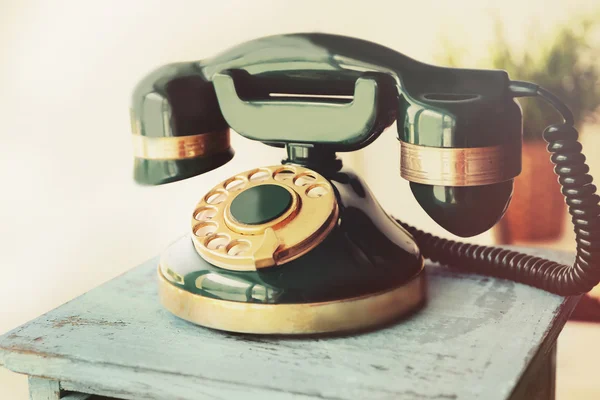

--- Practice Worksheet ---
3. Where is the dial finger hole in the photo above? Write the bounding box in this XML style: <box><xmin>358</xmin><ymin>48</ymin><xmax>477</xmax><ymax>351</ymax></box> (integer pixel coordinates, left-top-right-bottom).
<box><xmin>194</xmin><ymin>222</ymin><xmax>218</xmax><ymax>237</ymax></box>
<box><xmin>274</xmin><ymin>168</ymin><xmax>296</xmax><ymax>182</ymax></box>
<box><xmin>194</xmin><ymin>206</ymin><xmax>218</xmax><ymax>221</ymax></box>
<box><xmin>249</xmin><ymin>169</ymin><xmax>271</xmax><ymax>182</ymax></box>
<box><xmin>224</xmin><ymin>177</ymin><xmax>247</xmax><ymax>192</ymax></box>
<box><xmin>294</xmin><ymin>173</ymin><xmax>317</xmax><ymax>187</ymax></box>
<box><xmin>205</xmin><ymin>234</ymin><xmax>230</xmax><ymax>251</ymax></box>
<box><xmin>226</xmin><ymin>240</ymin><xmax>252</xmax><ymax>257</ymax></box>
<box><xmin>205</xmin><ymin>189</ymin><xmax>227</xmax><ymax>205</ymax></box>
<box><xmin>306</xmin><ymin>184</ymin><xmax>329</xmax><ymax>198</ymax></box>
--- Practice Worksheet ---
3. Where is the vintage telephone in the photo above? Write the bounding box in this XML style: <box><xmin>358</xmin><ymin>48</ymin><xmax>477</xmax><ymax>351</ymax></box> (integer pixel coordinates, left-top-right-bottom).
<box><xmin>130</xmin><ymin>33</ymin><xmax>600</xmax><ymax>334</ymax></box>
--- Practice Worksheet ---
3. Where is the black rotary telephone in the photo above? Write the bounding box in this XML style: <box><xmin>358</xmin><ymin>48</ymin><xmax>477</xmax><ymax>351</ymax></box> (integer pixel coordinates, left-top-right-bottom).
<box><xmin>130</xmin><ymin>33</ymin><xmax>600</xmax><ymax>335</ymax></box>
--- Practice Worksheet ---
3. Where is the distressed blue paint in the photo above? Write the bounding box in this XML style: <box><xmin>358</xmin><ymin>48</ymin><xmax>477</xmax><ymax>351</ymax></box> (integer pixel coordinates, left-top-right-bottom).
<box><xmin>28</xmin><ymin>377</ymin><xmax>60</xmax><ymax>400</ymax></box>
<box><xmin>0</xmin><ymin>247</ymin><xmax>578</xmax><ymax>400</ymax></box>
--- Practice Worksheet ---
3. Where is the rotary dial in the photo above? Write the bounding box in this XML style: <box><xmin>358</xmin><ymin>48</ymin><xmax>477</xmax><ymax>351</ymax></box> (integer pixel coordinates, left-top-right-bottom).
<box><xmin>191</xmin><ymin>165</ymin><xmax>339</xmax><ymax>271</ymax></box>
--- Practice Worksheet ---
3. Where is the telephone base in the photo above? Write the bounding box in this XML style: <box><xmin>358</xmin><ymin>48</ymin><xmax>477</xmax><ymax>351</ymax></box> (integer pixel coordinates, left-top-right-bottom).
<box><xmin>158</xmin><ymin>236</ymin><xmax>426</xmax><ymax>335</ymax></box>
<box><xmin>157</xmin><ymin>168</ymin><xmax>427</xmax><ymax>335</ymax></box>
<box><xmin>158</xmin><ymin>263</ymin><xmax>425</xmax><ymax>335</ymax></box>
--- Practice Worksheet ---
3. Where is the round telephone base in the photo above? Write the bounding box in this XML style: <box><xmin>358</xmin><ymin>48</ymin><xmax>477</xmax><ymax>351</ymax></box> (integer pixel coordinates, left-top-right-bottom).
<box><xmin>158</xmin><ymin>236</ymin><xmax>426</xmax><ymax>335</ymax></box>
<box><xmin>160</xmin><ymin>168</ymin><xmax>427</xmax><ymax>335</ymax></box>
<box><xmin>159</xmin><ymin>268</ymin><xmax>425</xmax><ymax>335</ymax></box>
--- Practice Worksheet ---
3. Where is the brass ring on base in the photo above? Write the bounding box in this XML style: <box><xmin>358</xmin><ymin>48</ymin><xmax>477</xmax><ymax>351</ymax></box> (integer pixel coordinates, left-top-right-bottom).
<box><xmin>157</xmin><ymin>262</ymin><xmax>426</xmax><ymax>335</ymax></box>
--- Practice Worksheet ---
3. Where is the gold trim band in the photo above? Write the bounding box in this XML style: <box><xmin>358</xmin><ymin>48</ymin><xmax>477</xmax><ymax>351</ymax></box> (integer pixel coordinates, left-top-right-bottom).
<box><xmin>132</xmin><ymin>130</ymin><xmax>230</xmax><ymax>160</ymax></box>
<box><xmin>158</xmin><ymin>263</ymin><xmax>426</xmax><ymax>335</ymax></box>
<box><xmin>400</xmin><ymin>141</ymin><xmax>521</xmax><ymax>186</ymax></box>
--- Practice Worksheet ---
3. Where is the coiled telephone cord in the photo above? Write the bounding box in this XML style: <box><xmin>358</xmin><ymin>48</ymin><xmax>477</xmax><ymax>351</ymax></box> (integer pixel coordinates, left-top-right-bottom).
<box><xmin>397</xmin><ymin>83</ymin><xmax>600</xmax><ymax>296</ymax></box>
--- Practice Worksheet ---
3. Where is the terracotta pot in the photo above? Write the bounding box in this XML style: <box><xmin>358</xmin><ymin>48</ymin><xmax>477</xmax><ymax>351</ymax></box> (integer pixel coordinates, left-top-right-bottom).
<box><xmin>495</xmin><ymin>140</ymin><xmax>567</xmax><ymax>243</ymax></box>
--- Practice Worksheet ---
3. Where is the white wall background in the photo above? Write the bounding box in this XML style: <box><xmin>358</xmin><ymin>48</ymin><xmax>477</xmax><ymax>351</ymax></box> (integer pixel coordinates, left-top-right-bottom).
<box><xmin>1</xmin><ymin>0</ymin><xmax>599</xmax><ymax>398</ymax></box>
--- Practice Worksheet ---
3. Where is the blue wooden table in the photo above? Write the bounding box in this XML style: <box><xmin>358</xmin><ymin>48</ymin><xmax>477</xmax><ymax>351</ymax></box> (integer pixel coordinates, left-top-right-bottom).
<box><xmin>0</xmin><ymin>247</ymin><xmax>579</xmax><ymax>400</ymax></box>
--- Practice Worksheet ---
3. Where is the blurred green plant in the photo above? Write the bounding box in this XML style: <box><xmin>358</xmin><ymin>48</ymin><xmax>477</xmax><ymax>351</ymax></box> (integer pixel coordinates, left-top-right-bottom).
<box><xmin>439</xmin><ymin>16</ymin><xmax>600</xmax><ymax>141</ymax></box>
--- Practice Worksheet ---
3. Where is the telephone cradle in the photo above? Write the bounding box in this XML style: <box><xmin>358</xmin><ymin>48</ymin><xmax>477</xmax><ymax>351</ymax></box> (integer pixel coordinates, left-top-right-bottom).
<box><xmin>130</xmin><ymin>33</ymin><xmax>600</xmax><ymax>335</ymax></box>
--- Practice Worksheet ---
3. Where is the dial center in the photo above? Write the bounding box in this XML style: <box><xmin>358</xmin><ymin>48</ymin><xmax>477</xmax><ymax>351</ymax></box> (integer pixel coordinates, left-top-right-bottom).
<box><xmin>230</xmin><ymin>184</ymin><xmax>293</xmax><ymax>225</ymax></box>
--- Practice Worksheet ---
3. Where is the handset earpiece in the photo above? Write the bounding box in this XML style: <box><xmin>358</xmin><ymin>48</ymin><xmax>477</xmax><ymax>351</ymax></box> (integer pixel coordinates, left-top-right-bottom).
<box><xmin>397</xmin><ymin>67</ymin><xmax>523</xmax><ymax>237</ymax></box>
<box><xmin>130</xmin><ymin>63</ymin><xmax>234</xmax><ymax>185</ymax></box>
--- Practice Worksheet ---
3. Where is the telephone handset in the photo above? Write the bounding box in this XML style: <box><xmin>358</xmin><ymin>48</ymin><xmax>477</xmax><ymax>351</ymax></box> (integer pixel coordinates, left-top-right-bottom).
<box><xmin>131</xmin><ymin>33</ymin><xmax>599</xmax><ymax>334</ymax></box>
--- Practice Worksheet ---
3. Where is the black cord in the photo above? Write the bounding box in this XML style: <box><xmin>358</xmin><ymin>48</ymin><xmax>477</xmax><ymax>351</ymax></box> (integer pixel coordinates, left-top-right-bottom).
<box><xmin>396</xmin><ymin>82</ymin><xmax>600</xmax><ymax>296</ymax></box>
